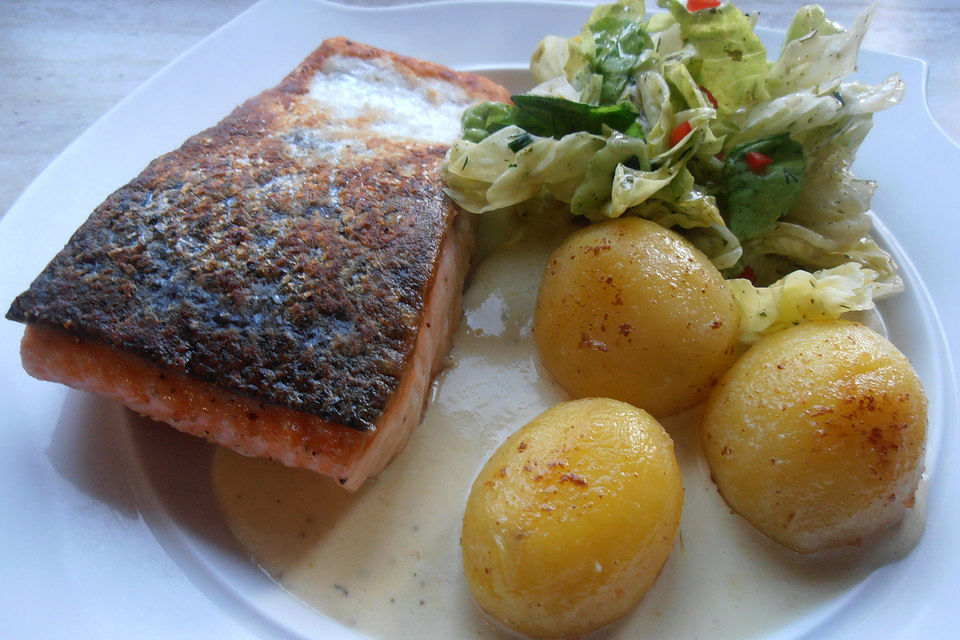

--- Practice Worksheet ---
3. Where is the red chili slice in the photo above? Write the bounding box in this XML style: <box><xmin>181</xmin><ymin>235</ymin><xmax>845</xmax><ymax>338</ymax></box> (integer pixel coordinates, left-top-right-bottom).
<box><xmin>670</xmin><ymin>121</ymin><xmax>692</xmax><ymax>147</ymax></box>
<box><xmin>745</xmin><ymin>151</ymin><xmax>774</xmax><ymax>174</ymax></box>
<box><xmin>699</xmin><ymin>85</ymin><xmax>719</xmax><ymax>110</ymax></box>
<box><xmin>740</xmin><ymin>265</ymin><xmax>757</xmax><ymax>283</ymax></box>
<box><xmin>687</xmin><ymin>0</ymin><xmax>721</xmax><ymax>10</ymax></box>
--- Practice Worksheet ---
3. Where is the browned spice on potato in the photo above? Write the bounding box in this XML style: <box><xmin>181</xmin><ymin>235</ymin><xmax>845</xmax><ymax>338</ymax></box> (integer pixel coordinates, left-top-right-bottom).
<box><xmin>701</xmin><ymin>320</ymin><xmax>927</xmax><ymax>553</ymax></box>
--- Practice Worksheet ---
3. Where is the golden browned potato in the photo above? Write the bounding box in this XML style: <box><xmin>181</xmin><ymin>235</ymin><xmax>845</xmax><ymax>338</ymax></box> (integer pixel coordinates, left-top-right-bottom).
<box><xmin>701</xmin><ymin>320</ymin><xmax>927</xmax><ymax>553</ymax></box>
<box><xmin>461</xmin><ymin>398</ymin><xmax>683</xmax><ymax>639</ymax></box>
<box><xmin>534</xmin><ymin>217</ymin><xmax>739</xmax><ymax>417</ymax></box>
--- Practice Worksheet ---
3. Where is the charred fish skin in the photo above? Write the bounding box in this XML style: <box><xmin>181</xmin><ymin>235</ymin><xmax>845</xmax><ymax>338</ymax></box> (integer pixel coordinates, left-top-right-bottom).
<box><xmin>6</xmin><ymin>37</ymin><xmax>508</xmax><ymax>432</ymax></box>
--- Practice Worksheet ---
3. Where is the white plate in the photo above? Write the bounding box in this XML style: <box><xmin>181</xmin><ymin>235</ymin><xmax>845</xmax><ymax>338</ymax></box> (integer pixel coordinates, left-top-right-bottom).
<box><xmin>1</xmin><ymin>1</ymin><xmax>959</xmax><ymax>638</ymax></box>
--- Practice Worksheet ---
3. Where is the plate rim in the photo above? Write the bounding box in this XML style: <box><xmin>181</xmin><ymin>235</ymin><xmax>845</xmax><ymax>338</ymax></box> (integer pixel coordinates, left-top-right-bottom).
<box><xmin>1</xmin><ymin>1</ymin><xmax>958</xmax><ymax>639</ymax></box>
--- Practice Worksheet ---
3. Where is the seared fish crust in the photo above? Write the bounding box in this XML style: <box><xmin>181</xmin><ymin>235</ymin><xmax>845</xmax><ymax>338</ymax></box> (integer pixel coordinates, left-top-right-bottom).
<box><xmin>9</xmin><ymin>39</ymin><xmax>510</xmax><ymax>489</ymax></box>
<box><xmin>8</xmin><ymin>38</ymin><xmax>506</xmax><ymax>434</ymax></box>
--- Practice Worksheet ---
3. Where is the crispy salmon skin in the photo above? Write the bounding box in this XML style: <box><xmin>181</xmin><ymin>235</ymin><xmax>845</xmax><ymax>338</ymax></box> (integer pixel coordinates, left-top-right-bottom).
<box><xmin>7</xmin><ymin>38</ymin><xmax>509</xmax><ymax>489</ymax></box>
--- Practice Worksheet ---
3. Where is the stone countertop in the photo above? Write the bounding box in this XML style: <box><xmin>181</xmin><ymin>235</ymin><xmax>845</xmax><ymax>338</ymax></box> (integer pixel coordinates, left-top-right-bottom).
<box><xmin>2</xmin><ymin>0</ymin><xmax>958</xmax><ymax>217</ymax></box>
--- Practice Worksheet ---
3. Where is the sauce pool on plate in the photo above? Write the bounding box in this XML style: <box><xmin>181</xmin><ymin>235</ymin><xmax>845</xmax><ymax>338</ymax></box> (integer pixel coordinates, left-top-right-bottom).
<box><xmin>212</xmin><ymin>214</ymin><xmax>926</xmax><ymax>639</ymax></box>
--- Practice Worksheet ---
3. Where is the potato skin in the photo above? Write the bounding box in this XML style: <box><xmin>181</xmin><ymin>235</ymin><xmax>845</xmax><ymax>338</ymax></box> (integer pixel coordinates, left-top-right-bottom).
<box><xmin>461</xmin><ymin>398</ymin><xmax>683</xmax><ymax>639</ymax></box>
<box><xmin>701</xmin><ymin>320</ymin><xmax>927</xmax><ymax>553</ymax></box>
<box><xmin>534</xmin><ymin>217</ymin><xmax>739</xmax><ymax>417</ymax></box>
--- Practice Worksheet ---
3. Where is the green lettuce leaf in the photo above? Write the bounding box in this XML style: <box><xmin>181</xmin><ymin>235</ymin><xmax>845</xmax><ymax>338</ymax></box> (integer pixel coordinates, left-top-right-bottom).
<box><xmin>570</xmin><ymin>132</ymin><xmax>652</xmax><ymax>219</ymax></box>
<box><xmin>443</xmin><ymin>0</ymin><xmax>906</xmax><ymax>343</ymax></box>
<box><xmin>658</xmin><ymin>0</ymin><xmax>769</xmax><ymax>113</ymax></box>
<box><xmin>444</xmin><ymin>126</ymin><xmax>606</xmax><ymax>212</ymax></box>
<box><xmin>461</xmin><ymin>102</ymin><xmax>516</xmax><ymax>143</ymax></box>
<box><xmin>729</xmin><ymin>262</ymin><xmax>899</xmax><ymax>343</ymax></box>
<box><xmin>768</xmin><ymin>4</ymin><xmax>873</xmax><ymax>98</ymax></box>
<box><xmin>579</xmin><ymin>0</ymin><xmax>655</xmax><ymax>104</ymax></box>
<box><xmin>783</xmin><ymin>4</ymin><xmax>843</xmax><ymax>46</ymax></box>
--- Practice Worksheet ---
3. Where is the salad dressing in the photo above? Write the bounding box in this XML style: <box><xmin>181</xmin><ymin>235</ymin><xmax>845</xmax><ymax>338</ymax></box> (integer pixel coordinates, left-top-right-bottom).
<box><xmin>212</xmin><ymin>215</ymin><xmax>926</xmax><ymax>640</ymax></box>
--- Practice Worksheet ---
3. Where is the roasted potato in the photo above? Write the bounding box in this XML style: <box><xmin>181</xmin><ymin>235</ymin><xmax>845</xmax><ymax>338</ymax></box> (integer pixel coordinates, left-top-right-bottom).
<box><xmin>461</xmin><ymin>398</ymin><xmax>683</xmax><ymax>639</ymax></box>
<box><xmin>701</xmin><ymin>320</ymin><xmax>927</xmax><ymax>553</ymax></box>
<box><xmin>534</xmin><ymin>217</ymin><xmax>739</xmax><ymax>417</ymax></box>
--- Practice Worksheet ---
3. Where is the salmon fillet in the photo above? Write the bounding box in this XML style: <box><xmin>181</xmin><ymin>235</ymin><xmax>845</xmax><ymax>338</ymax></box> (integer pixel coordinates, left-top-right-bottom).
<box><xmin>6</xmin><ymin>38</ymin><xmax>508</xmax><ymax>490</ymax></box>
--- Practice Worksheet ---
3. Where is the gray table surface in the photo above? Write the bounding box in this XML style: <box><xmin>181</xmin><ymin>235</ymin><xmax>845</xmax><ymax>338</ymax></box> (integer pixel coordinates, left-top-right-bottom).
<box><xmin>2</xmin><ymin>0</ymin><xmax>958</xmax><ymax>218</ymax></box>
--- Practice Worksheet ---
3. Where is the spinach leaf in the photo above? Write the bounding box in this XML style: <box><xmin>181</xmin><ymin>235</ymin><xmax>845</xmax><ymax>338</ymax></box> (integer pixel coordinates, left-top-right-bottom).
<box><xmin>511</xmin><ymin>95</ymin><xmax>640</xmax><ymax>138</ymax></box>
<box><xmin>721</xmin><ymin>134</ymin><xmax>806</xmax><ymax>241</ymax></box>
<box><xmin>460</xmin><ymin>96</ymin><xmax>642</xmax><ymax>143</ymax></box>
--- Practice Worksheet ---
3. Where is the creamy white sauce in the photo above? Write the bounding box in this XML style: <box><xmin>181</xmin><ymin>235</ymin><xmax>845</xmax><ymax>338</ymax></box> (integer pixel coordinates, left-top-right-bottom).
<box><xmin>212</xmin><ymin>214</ymin><xmax>926</xmax><ymax>640</ymax></box>
<box><xmin>309</xmin><ymin>55</ymin><xmax>476</xmax><ymax>144</ymax></box>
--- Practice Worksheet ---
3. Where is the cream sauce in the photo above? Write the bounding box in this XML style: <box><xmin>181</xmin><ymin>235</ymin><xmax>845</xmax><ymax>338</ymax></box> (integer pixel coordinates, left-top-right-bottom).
<box><xmin>212</xmin><ymin>214</ymin><xmax>926</xmax><ymax>640</ymax></box>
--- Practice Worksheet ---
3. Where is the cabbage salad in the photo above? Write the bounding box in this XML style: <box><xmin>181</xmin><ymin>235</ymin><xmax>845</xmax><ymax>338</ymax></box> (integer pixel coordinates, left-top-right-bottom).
<box><xmin>443</xmin><ymin>0</ymin><xmax>904</xmax><ymax>342</ymax></box>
